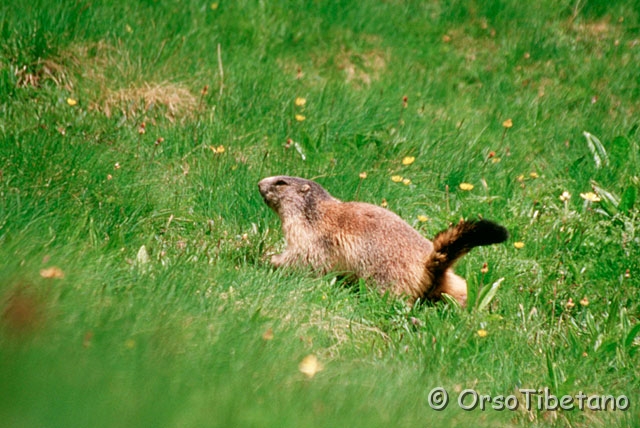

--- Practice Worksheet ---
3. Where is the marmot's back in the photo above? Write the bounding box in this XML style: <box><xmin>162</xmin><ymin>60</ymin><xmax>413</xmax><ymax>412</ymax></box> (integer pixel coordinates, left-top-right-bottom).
<box><xmin>319</xmin><ymin>201</ymin><xmax>434</xmax><ymax>297</ymax></box>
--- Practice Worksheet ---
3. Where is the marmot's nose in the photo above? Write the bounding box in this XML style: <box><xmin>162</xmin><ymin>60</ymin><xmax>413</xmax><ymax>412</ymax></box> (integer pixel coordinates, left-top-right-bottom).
<box><xmin>258</xmin><ymin>179</ymin><xmax>269</xmax><ymax>196</ymax></box>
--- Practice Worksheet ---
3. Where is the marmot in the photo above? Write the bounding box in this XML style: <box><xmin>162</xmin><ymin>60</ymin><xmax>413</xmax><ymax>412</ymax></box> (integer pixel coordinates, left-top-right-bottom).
<box><xmin>258</xmin><ymin>175</ymin><xmax>508</xmax><ymax>305</ymax></box>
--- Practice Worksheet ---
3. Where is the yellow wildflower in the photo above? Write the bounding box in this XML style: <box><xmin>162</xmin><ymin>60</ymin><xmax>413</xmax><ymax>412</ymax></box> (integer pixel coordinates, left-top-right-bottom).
<box><xmin>299</xmin><ymin>354</ymin><xmax>323</xmax><ymax>378</ymax></box>
<box><xmin>391</xmin><ymin>175</ymin><xmax>403</xmax><ymax>183</ymax></box>
<box><xmin>580</xmin><ymin>192</ymin><xmax>600</xmax><ymax>202</ymax></box>
<box><xmin>477</xmin><ymin>329</ymin><xmax>488</xmax><ymax>338</ymax></box>
<box><xmin>402</xmin><ymin>156</ymin><xmax>415</xmax><ymax>166</ymax></box>
<box><xmin>514</xmin><ymin>241</ymin><xmax>525</xmax><ymax>249</ymax></box>
<box><xmin>559</xmin><ymin>191</ymin><xmax>571</xmax><ymax>202</ymax></box>
<box><xmin>502</xmin><ymin>118</ymin><xmax>513</xmax><ymax>128</ymax></box>
<box><xmin>294</xmin><ymin>97</ymin><xmax>306</xmax><ymax>107</ymax></box>
<box><xmin>529</xmin><ymin>172</ymin><xmax>539</xmax><ymax>179</ymax></box>
<box><xmin>579</xmin><ymin>297</ymin><xmax>589</xmax><ymax>307</ymax></box>
<box><xmin>402</xmin><ymin>178</ymin><xmax>411</xmax><ymax>185</ymax></box>
<box><xmin>295</xmin><ymin>114</ymin><xmax>306</xmax><ymax>122</ymax></box>
<box><xmin>66</xmin><ymin>98</ymin><xmax>77</xmax><ymax>106</ymax></box>
<box><xmin>40</xmin><ymin>266</ymin><xmax>65</xmax><ymax>279</ymax></box>
<box><xmin>359</xmin><ymin>172</ymin><xmax>367</xmax><ymax>179</ymax></box>
<box><xmin>417</xmin><ymin>215</ymin><xmax>429</xmax><ymax>222</ymax></box>
<box><xmin>459</xmin><ymin>182</ymin><xmax>474</xmax><ymax>191</ymax></box>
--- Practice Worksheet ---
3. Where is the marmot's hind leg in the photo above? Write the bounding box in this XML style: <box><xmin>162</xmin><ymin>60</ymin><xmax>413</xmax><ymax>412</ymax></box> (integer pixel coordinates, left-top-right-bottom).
<box><xmin>427</xmin><ymin>270</ymin><xmax>467</xmax><ymax>307</ymax></box>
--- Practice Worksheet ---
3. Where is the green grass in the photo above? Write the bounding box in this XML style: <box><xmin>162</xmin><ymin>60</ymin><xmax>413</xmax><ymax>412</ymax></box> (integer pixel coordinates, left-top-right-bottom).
<box><xmin>1</xmin><ymin>0</ymin><xmax>639</xmax><ymax>427</ymax></box>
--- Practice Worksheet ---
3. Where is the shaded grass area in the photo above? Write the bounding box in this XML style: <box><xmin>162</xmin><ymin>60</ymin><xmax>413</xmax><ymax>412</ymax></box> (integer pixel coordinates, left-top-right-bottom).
<box><xmin>1</xmin><ymin>0</ymin><xmax>639</xmax><ymax>427</ymax></box>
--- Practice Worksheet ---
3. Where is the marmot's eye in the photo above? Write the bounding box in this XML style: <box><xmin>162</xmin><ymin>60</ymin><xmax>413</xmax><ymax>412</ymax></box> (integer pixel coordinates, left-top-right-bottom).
<box><xmin>274</xmin><ymin>180</ymin><xmax>288</xmax><ymax>186</ymax></box>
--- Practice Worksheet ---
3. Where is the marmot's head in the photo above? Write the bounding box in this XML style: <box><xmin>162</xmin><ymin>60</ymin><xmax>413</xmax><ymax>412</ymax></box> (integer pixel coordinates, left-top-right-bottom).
<box><xmin>258</xmin><ymin>176</ymin><xmax>335</xmax><ymax>221</ymax></box>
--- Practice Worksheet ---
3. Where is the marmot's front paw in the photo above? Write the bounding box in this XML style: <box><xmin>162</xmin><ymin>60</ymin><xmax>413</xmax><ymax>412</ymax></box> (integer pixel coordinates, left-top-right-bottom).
<box><xmin>270</xmin><ymin>253</ymin><xmax>286</xmax><ymax>267</ymax></box>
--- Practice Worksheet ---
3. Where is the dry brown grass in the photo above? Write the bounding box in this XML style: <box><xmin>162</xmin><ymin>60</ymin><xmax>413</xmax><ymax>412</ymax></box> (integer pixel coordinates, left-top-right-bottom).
<box><xmin>60</xmin><ymin>42</ymin><xmax>201</xmax><ymax>121</ymax></box>
<box><xmin>97</xmin><ymin>82</ymin><xmax>199</xmax><ymax>121</ymax></box>
<box><xmin>11</xmin><ymin>58</ymin><xmax>73</xmax><ymax>89</ymax></box>
<box><xmin>278</xmin><ymin>41</ymin><xmax>388</xmax><ymax>89</ymax></box>
<box><xmin>5</xmin><ymin>41</ymin><xmax>200</xmax><ymax>121</ymax></box>
<box><xmin>565</xmin><ymin>17</ymin><xmax>624</xmax><ymax>50</ymax></box>
<box><xmin>335</xmin><ymin>48</ymin><xmax>388</xmax><ymax>87</ymax></box>
<box><xmin>574</xmin><ymin>18</ymin><xmax>614</xmax><ymax>39</ymax></box>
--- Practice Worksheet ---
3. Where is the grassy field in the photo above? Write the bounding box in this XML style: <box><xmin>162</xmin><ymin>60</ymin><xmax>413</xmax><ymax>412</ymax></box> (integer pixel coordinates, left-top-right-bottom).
<box><xmin>1</xmin><ymin>0</ymin><xmax>639</xmax><ymax>427</ymax></box>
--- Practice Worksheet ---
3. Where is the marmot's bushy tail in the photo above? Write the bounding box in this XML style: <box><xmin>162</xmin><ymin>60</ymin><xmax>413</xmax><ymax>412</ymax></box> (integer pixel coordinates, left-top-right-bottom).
<box><xmin>424</xmin><ymin>219</ymin><xmax>508</xmax><ymax>285</ymax></box>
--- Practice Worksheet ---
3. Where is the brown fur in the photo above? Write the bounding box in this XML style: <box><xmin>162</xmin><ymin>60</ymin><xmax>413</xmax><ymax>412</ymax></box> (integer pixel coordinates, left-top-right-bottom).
<box><xmin>258</xmin><ymin>176</ymin><xmax>508</xmax><ymax>305</ymax></box>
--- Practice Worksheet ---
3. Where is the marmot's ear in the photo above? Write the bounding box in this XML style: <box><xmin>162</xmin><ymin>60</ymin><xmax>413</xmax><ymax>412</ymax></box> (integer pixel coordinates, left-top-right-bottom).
<box><xmin>300</xmin><ymin>184</ymin><xmax>311</xmax><ymax>193</ymax></box>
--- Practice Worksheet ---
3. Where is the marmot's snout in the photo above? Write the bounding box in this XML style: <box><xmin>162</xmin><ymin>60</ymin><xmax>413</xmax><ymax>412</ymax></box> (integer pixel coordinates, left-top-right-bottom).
<box><xmin>257</xmin><ymin>179</ymin><xmax>268</xmax><ymax>196</ymax></box>
<box><xmin>258</xmin><ymin>177</ymin><xmax>286</xmax><ymax>209</ymax></box>
<box><xmin>258</xmin><ymin>179</ymin><xmax>272</xmax><ymax>206</ymax></box>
